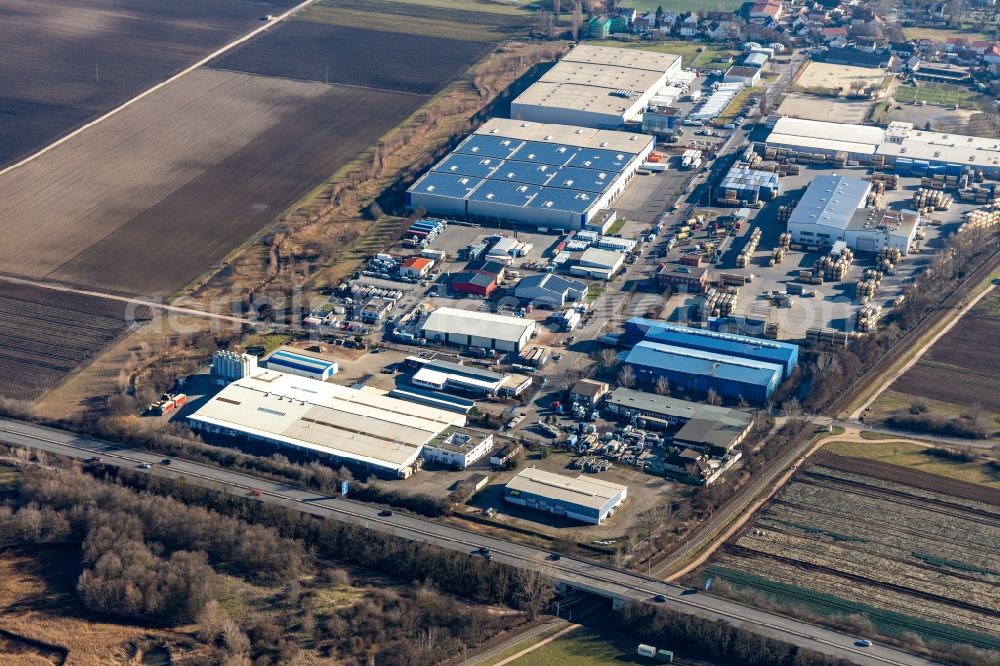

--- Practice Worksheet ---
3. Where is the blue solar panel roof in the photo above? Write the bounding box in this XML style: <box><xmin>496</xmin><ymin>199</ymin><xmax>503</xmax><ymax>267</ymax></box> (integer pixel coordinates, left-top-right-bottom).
<box><xmin>567</xmin><ymin>147</ymin><xmax>633</xmax><ymax>171</ymax></box>
<box><xmin>469</xmin><ymin>180</ymin><xmax>540</xmax><ymax>207</ymax></box>
<box><xmin>456</xmin><ymin>134</ymin><xmax>523</xmax><ymax>159</ymax></box>
<box><xmin>550</xmin><ymin>166</ymin><xmax>613</xmax><ymax>193</ymax></box>
<box><xmin>493</xmin><ymin>160</ymin><xmax>557</xmax><ymax>186</ymax></box>
<box><xmin>413</xmin><ymin>172</ymin><xmax>484</xmax><ymax>198</ymax></box>
<box><xmin>515</xmin><ymin>141</ymin><xmax>577</xmax><ymax>166</ymax></box>
<box><xmin>526</xmin><ymin>187</ymin><xmax>594</xmax><ymax>213</ymax></box>
<box><xmin>434</xmin><ymin>153</ymin><xmax>501</xmax><ymax>179</ymax></box>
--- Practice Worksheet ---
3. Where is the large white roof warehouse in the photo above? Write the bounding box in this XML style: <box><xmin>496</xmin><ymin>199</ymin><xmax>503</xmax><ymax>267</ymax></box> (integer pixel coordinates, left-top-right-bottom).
<box><xmin>420</xmin><ymin>307</ymin><xmax>537</xmax><ymax>352</ymax></box>
<box><xmin>766</xmin><ymin>117</ymin><xmax>885</xmax><ymax>156</ymax></box>
<box><xmin>188</xmin><ymin>371</ymin><xmax>465</xmax><ymax>478</ymax></box>
<box><xmin>510</xmin><ymin>44</ymin><xmax>682</xmax><ymax>127</ymax></box>
<box><xmin>405</xmin><ymin>118</ymin><xmax>654</xmax><ymax>230</ymax></box>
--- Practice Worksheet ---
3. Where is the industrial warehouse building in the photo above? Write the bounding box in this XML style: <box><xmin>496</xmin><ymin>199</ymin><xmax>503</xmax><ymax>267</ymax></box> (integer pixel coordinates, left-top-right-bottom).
<box><xmin>571</xmin><ymin>247</ymin><xmax>625</xmax><ymax>280</ymax></box>
<box><xmin>787</xmin><ymin>175</ymin><xmax>919</xmax><ymax>254</ymax></box>
<box><xmin>264</xmin><ymin>348</ymin><xmax>338</xmax><ymax>381</ymax></box>
<box><xmin>622</xmin><ymin>340</ymin><xmax>784</xmax><ymax>403</ymax></box>
<box><xmin>606</xmin><ymin>388</ymin><xmax>753</xmax><ymax>453</ymax></box>
<box><xmin>504</xmin><ymin>467</ymin><xmax>628</xmax><ymax>524</ymax></box>
<box><xmin>764</xmin><ymin>118</ymin><xmax>1000</xmax><ymax>178</ymax></box>
<box><xmin>407</xmin><ymin>356</ymin><xmax>531</xmax><ymax>398</ymax></box>
<box><xmin>623</xmin><ymin>318</ymin><xmax>799</xmax><ymax>378</ymax></box>
<box><xmin>515</xmin><ymin>274</ymin><xmax>588</xmax><ymax>308</ymax></box>
<box><xmin>509</xmin><ymin>44</ymin><xmax>682</xmax><ymax>128</ymax></box>
<box><xmin>188</xmin><ymin>371</ymin><xmax>466</xmax><ymax>478</ymax></box>
<box><xmin>405</xmin><ymin>118</ymin><xmax>655</xmax><ymax>230</ymax></box>
<box><xmin>420</xmin><ymin>307</ymin><xmax>536</xmax><ymax>352</ymax></box>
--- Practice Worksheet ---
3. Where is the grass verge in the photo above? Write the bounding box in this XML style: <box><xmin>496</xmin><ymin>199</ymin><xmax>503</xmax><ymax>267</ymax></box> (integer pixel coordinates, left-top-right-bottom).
<box><xmin>823</xmin><ymin>439</ymin><xmax>1000</xmax><ymax>488</ymax></box>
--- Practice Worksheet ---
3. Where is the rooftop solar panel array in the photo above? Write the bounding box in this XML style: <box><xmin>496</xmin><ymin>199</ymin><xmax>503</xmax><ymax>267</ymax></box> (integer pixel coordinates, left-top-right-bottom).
<box><xmin>409</xmin><ymin>127</ymin><xmax>641</xmax><ymax>218</ymax></box>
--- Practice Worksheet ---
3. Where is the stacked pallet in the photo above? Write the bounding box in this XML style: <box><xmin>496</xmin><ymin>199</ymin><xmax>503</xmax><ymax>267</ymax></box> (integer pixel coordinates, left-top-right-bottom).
<box><xmin>869</xmin><ymin>172</ymin><xmax>898</xmax><ymax>190</ymax></box>
<box><xmin>958</xmin><ymin>183</ymin><xmax>1000</xmax><ymax>204</ymax></box>
<box><xmin>778</xmin><ymin>232</ymin><xmax>791</xmax><ymax>248</ymax></box>
<box><xmin>912</xmin><ymin>188</ymin><xmax>952</xmax><ymax>214</ymax></box>
<box><xmin>701</xmin><ymin>286</ymin><xmax>740</xmax><ymax>318</ymax></box>
<box><xmin>735</xmin><ymin>227</ymin><xmax>762</xmax><ymax>268</ymax></box>
<box><xmin>769</xmin><ymin>247</ymin><xmax>785</xmax><ymax>266</ymax></box>
<box><xmin>815</xmin><ymin>246</ymin><xmax>852</xmax><ymax>282</ymax></box>
<box><xmin>855</xmin><ymin>303</ymin><xmax>882</xmax><ymax>333</ymax></box>
<box><xmin>777</xmin><ymin>205</ymin><xmax>794</xmax><ymax>224</ymax></box>
<box><xmin>866</xmin><ymin>182</ymin><xmax>884</xmax><ymax>208</ymax></box>
<box><xmin>959</xmin><ymin>205</ymin><xmax>1000</xmax><ymax>233</ymax></box>
<box><xmin>806</xmin><ymin>327</ymin><xmax>851</xmax><ymax>348</ymax></box>
<box><xmin>855</xmin><ymin>267</ymin><xmax>883</xmax><ymax>301</ymax></box>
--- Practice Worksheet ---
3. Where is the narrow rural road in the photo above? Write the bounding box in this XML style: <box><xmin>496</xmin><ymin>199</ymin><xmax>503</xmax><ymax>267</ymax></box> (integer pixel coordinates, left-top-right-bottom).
<box><xmin>0</xmin><ymin>275</ymin><xmax>258</xmax><ymax>327</ymax></box>
<box><xmin>0</xmin><ymin>0</ymin><xmax>320</xmax><ymax>179</ymax></box>
<box><xmin>0</xmin><ymin>416</ymin><xmax>935</xmax><ymax>666</ymax></box>
<box><xmin>850</xmin><ymin>283</ymin><xmax>996</xmax><ymax>420</ymax></box>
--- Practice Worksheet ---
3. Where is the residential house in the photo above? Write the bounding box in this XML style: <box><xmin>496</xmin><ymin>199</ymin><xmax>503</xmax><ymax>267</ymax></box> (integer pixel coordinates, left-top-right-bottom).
<box><xmin>399</xmin><ymin>256</ymin><xmax>434</xmax><ymax>279</ymax></box>
<box><xmin>984</xmin><ymin>43</ymin><xmax>1000</xmax><ymax>65</ymax></box>
<box><xmin>750</xmin><ymin>0</ymin><xmax>783</xmax><ymax>23</ymax></box>
<box><xmin>821</xmin><ymin>26</ymin><xmax>848</xmax><ymax>42</ymax></box>
<box><xmin>706</xmin><ymin>21</ymin><xmax>729</xmax><ymax>40</ymax></box>
<box><xmin>610</xmin><ymin>8</ymin><xmax>636</xmax><ymax>33</ymax></box>
<box><xmin>588</xmin><ymin>15</ymin><xmax>612</xmax><ymax>38</ymax></box>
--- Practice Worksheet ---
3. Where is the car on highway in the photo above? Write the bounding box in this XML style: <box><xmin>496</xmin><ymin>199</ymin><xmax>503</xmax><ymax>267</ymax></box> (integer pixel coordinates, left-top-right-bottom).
<box><xmin>87</xmin><ymin>456</ymin><xmax>103</xmax><ymax>463</ymax></box>
<box><xmin>138</xmin><ymin>462</ymin><xmax>151</xmax><ymax>470</ymax></box>
<box><xmin>855</xmin><ymin>639</ymin><xmax>872</xmax><ymax>648</ymax></box>
<box><xmin>378</xmin><ymin>509</ymin><xmax>393</xmax><ymax>517</ymax></box>
<box><xmin>654</xmin><ymin>594</ymin><xmax>667</xmax><ymax>603</ymax></box>
<box><xmin>161</xmin><ymin>458</ymin><xmax>172</xmax><ymax>465</ymax></box>
<box><xmin>548</xmin><ymin>553</ymin><xmax>561</xmax><ymax>561</ymax></box>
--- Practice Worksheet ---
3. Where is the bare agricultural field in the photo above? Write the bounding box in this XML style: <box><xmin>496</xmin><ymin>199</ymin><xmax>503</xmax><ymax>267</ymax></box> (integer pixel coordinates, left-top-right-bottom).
<box><xmin>705</xmin><ymin>454</ymin><xmax>1000</xmax><ymax>650</ymax></box>
<box><xmin>776</xmin><ymin>93</ymin><xmax>873</xmax><ymax>124</ymax></box>
<box><xmin>0</xmin><ymin>283</ymin><xmax>133</xmax><ymax>401</ymax></box>
<box><xmin>794</xmin><ymin>62</ymin><xmax>888</xmax><ymax>96</ymax></box>
<box><xmin>300</xmin><ymin>0</ymin><xmax>531</xmax><ymax>41</ymax></box>
<box><xmin>0</xmin><ymin>68</ymin><xmax>425</xmax><ymax>296</ymax></box>
<box><xmin>0</xmin><ymin>0</ymin><xmax>298</xmax><ymax>168</ymax></box>
<box><xmin>891</xmin><ymin>289</ymin><xmax>1000</xmax><ymax>416</ymax></box>
<box><xmin>209</xmin><ymin>20</ymin><xmax>494</xmax><ymax>95</ymax></box>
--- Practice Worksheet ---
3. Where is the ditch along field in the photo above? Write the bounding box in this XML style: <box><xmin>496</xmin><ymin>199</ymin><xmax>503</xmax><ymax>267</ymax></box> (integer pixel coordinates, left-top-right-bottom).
<box><xmin>0</xmin><ymin>0</ymin><xmax>299</xmax><ymax>168</ymax></box>
<box><xmin>704</xmin><ymin>453</ymin><xmax>1000</xmax><ymax>650</ymax></box>
<box><xmin>890</xmin><ymin>288</ymin><xmax>1000</xmax><ymax>416</ymax></box>
<box><xmin>0</xmin><ymin>283</ymin><xmax>139</xmax><ymax>401</ymax></box>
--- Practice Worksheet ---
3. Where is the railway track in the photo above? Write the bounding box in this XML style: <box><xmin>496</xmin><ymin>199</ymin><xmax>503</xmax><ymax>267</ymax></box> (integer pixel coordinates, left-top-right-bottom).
<box><xmin>0</xmin><ymin>421</ymin><xmax>924</xmax><ymax>666</ymax></box>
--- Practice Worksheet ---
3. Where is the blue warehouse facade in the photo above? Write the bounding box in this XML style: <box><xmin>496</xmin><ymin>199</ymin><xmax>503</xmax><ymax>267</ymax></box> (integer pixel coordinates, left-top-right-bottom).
<box><xmin>622</xmin><ymin>318</ymin><xmax>799</xmax><ymax>378</ymax></box>
<box><xmin>622</xmin><ymin>340</ymin><xmax>783</xmax><ymax>404</ymax></box>
<box><xmin>265</xmin><ymin>349</ymin><xmax>338</xmax><ymax>381</ymax></box>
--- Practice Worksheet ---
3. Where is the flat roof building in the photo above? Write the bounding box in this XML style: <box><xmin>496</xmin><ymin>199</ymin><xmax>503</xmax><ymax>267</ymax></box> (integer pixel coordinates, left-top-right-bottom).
<box><xmin>510</xmin><ymin>44</ymin><xmax>682</xmax><ymax>128</ymax></box>
<box><xmin>409</xmin><ymin>357</ymin><xmax>508</xmax><ymax>396</ymax></box>
<box><xmin>787</xmin><ymin>176</ymin><xmax>919</xmax><ymax>254</ymax></box>
<box><xmin>264</xmin><ymin>348</ymin><xmax>338</xmax><ymax>381</ymax></box>
<box><xmin>605</xmin><ymin>387</ymin><xmax>753</xmax><ymax>452</ymax></box>
<box><xmin>504</xmin><ymin>467</ymin><xmax>628</xmax><ymax>524</ymax></box>
<box><xmin>422</xmin><ymin>426</ymin><xmax>495</xmax><ymax>469</ymax></box>
<box><xmin>571</xmin><ymin>247</ymin><xmax>625</xmax><ymax>280</ymax></box>
<box><xmin>188</xmin><ymin>371</ymin><xmax>465</xmax><ymax>478</ymax></box>
<box><xmin>622</xmin><ymin>340</ymin><xmax>783</xmax><ymax>403</ymax></box>
<box><xmin>420</xmin><ymin>307</ymin><xmax>536</xmax><ymax>353</ymax></box>
<box><xmin>623</xmin><ymin>318</ymin><xmax>799</xmax><ymax>378</ymax></box>
<box><xmin>570</xmin><ymin>378</ymin><xmax>610</xmax><ymax>408</ymax></box>
<box><xmin>406</xmin><ymin>118</ymin><xmax>654</xmax><ymax>230</ymax></box>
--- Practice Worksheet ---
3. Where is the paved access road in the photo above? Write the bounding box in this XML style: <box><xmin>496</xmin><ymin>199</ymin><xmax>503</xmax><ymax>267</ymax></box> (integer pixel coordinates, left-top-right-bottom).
<box><xmin>0</xmin><ymin>416</ymin><xmax>934</xmax><ymax>666</ymax></box>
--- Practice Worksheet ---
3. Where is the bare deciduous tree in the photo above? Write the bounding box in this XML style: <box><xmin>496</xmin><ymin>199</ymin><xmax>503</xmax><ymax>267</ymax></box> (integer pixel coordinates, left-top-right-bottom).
<box><xmin>654</xmin><ymin>376</ymin><xmax>670</xmax><ymax>396</ymax></box>
<box><xmin>705</xmin><ymin>388</ymin><xmax>721</xmax><ymax>406</ymax></box>
<box><xmin>571</xmin><ymin>2</ymin><xmax>584</xmax><ymax>41</ymax></box>
<box><xmin>617</xmin><ymin>365</ymin><xmax>636</xmax><ymax>389</ymax></box>
<box><xmin>514</xmin><ymin>568</ymin><xmax>555</xmax><ymax>619</ymax></box>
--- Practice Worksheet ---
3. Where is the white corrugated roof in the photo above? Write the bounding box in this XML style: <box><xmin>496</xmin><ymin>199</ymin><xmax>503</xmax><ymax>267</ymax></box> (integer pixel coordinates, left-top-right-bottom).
<box><xmin>506</xmin><ymin>467</ymin><xmax>627</xmax><ymax>510</ymax></box>
<box><xmin>421</xmin><ymin>307</ymin><xmax>536</xmax><ymax>343</ymax></box>
<box><xmin>188</xmin><ymin>372</ymin><xmax>465</xmax><ymax>471</ymax></box>
<box><xmin>768</xmin><ymin>117</ymin><xmax>884</xmax><ymax>154</ymax></box>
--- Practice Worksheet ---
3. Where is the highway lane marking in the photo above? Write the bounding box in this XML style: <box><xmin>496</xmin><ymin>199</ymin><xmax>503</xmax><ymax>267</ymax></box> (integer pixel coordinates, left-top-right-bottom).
<box><xmin>0</xmin><ymin>424</ymin><xmax>922</xmax><ymax>666</ymax></box>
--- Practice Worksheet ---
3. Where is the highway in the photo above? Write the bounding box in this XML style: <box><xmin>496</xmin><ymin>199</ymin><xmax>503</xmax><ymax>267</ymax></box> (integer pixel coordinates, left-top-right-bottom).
<box><xmin>0</xmin><ymin>416</ymin><xmax>936</xmax><ymax>666</ymax></box>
